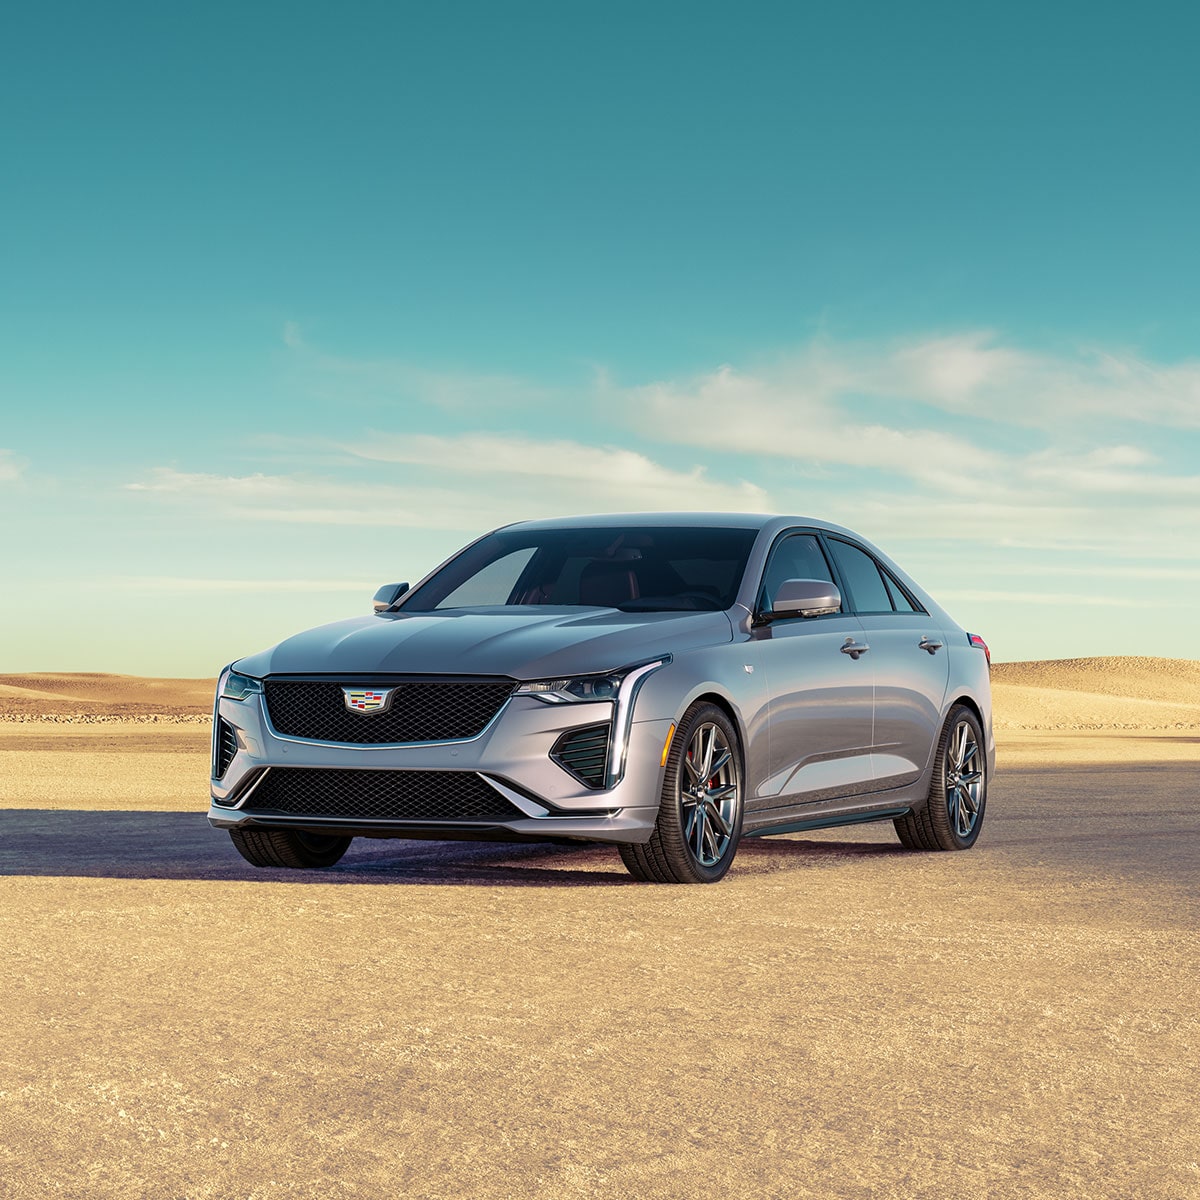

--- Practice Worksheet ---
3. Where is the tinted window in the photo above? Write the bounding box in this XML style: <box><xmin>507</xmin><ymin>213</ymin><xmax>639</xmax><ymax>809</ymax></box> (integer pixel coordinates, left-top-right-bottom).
<box><xmin>406</xmin><ymin>526</ymin><xmax>758</xmax><ymax>612</ymax></box>
<box><xmin>827</xmin><ymin>539</ymin><xmax>892</xmax><ymax>613</ymax></box>
<box><xmin>759</xmin><ymin>534</ymin><xmax>836</xmax><ymax>610</ymax></box>
<box><xmin>434</xmin><ymin>548</ymin><xmax>537</xmax><ymax>609</ymax></box>
<box><xmin>883</xmin><ymin>569</ymin><xmax>919</xmax><ymax>613</ymax></box>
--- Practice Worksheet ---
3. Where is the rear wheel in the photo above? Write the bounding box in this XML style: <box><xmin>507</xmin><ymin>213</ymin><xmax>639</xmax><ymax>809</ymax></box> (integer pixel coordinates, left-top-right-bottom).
<box><xmin>894</xmin><ymin>704</ymin><xmax>987</xmax><ymax>851</ymax></box>
<box><xmin>620</xmin><ymin>702</ymin><xmax>744</xmax><ymax>883</ymax></box>
<box><xmin>229</xmin><ymin>827</ymin><xmax>352</xmax><ymax>869</ymax></box>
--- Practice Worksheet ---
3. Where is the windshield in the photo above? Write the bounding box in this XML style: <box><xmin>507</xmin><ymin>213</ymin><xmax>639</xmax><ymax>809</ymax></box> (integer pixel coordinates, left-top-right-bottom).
<box><xmin>403</xmin><ymin>525</ymin><xmax>758</xmax><ymax>613</ymax></box>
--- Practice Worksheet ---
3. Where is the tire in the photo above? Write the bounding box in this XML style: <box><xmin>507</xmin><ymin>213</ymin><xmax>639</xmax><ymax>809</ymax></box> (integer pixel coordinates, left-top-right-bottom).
<box><xmin>619</xmin><ymin>702</ymin><xmax>744</xmax><ymax>883</ymax></box>
<box><xmin>228</xmin><ymin>827</ymin><xmax>352</xmax><ymax>869</ymax></box>
<box><xmin>894</xmin><ymin>703</ymin><xmax>987</xmax><ymax>851</ymax></box>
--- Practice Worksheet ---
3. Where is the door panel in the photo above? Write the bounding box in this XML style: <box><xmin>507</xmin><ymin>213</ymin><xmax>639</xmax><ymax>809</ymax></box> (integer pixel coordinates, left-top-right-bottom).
<box><xmin>860</xmin><ymin>615</ymin><xmax>949</xmax><ymax>787</ymax></box>
<box><xmin>752</xmin><ymin>614</ymin><xmax>875</xmax><ymax>809</ymax></box>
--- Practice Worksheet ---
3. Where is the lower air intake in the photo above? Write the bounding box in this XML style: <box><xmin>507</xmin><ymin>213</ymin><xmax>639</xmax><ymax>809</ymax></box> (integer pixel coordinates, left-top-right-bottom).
<box><xmin>551</xmin><ymin>723</ymin><xmax>611</xmax><ymax>789</ymax></box>
<box><xmin>214</xmin><ymin>718</ymin><xmax>238</xmax><ymax>778</ymax></box>
<box><xmin>245</xmin><ymin>768</ymin><xmax>526</xmax><ymax>823</ymax></box>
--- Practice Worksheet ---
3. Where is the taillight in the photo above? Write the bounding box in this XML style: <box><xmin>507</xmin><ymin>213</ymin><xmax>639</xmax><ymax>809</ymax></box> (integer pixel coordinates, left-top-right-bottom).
<box><xmin>967</xmin><ymin>633</ymin><xmax>991</xmax><ymax>666</ymax></box>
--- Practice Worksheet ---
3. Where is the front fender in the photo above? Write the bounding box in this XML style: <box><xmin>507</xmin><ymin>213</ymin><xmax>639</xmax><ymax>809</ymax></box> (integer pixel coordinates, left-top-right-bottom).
<box><xmin>630</xmin><ymin>643</ymin><xmax>769</xmax><ymax>789</ymax></box>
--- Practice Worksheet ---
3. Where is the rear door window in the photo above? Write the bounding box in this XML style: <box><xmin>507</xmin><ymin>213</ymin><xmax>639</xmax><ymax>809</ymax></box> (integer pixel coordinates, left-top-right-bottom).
<box><xmin>826</xmin><ymin>539</ymin><xmax>893</xmax><ymax>614</ymax></box>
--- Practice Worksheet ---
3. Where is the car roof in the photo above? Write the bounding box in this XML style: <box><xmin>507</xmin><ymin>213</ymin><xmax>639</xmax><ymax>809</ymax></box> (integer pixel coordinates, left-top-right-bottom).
<box><xmin>421</xmin><ymin>511</ymin><xmax>955</xmax><ymax>630</ymax></box>
<box><xmin>504</xmin><ymin>512</ymin><xmax>829</xmax><ymax>533</ymax></box>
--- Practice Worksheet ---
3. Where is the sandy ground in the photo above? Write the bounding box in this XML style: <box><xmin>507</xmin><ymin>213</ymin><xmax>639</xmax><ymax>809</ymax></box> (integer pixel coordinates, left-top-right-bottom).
<box><xmin>0</xmin><ymin>662</ymin><xmax>1197</xmax><ymax>1199</ymax></box>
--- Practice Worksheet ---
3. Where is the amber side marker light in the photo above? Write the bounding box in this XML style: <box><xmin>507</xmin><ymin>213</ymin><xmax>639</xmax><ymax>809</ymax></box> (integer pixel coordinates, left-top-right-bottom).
<box><xmin>660</xmin><ymin>723</ymin><xmax>676</xmax><ymax>767</ymax></box>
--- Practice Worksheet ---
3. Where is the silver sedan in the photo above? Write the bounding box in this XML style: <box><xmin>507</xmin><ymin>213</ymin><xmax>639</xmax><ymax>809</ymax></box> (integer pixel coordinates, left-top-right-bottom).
<box><xmin>209</xmin><ymin>513</ymin><xmax>994</xmax><ymax>883</ymax></box>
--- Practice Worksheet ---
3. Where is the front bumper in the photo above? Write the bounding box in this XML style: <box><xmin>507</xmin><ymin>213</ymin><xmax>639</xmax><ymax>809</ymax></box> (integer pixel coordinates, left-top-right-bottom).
<box><xmin>208</xmin><ymin>688</ymin><xmax>672</xmax><ymax>845</ymax></box>
<box><xmin>207</xmin><ymin>802</ymin><xmax>662</xmax><ymax>844</ymax></box>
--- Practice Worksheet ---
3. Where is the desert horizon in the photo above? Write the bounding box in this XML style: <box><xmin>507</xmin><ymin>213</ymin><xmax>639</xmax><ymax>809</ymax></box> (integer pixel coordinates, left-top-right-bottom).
<box><xmin>5</xmin><ymin>654</ymin><xmax>1200</xmax><ymax>729</ymax></box>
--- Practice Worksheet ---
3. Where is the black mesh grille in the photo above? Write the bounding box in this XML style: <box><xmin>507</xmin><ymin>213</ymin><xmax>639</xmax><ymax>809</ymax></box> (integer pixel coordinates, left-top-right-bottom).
<box><xmin>551</xmin><ymin>723</ymin><xmax>611</xmax><ymax>789</ymax></box>
<box><xmin>245</xmin><ymin>768</ymin><xmax>526</xmax><ymax>822</ymax></box>
<box><xmin>263</xmin><ymin>678</ymin><xmax>515</xmax><ymax>744</ymax></box>
<box><xmin>214</xmin><ymin>718</ymin><xmax>238</xmax><ymax>778</ymax></box>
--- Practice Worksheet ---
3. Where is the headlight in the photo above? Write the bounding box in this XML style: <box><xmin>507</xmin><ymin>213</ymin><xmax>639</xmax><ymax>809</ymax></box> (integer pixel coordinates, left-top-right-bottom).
<box><xmin>220</xmin><ymin>668</ymin><xmax>263</xmax><ymax>701</ymax></box>
<box><xmin>515</xmin><ymin>674</ymin><xmax>624</xmax><ymax>703</ymax></box>
<box><xmin>516</xmin><ymin>658</ymin><xmax>671</xmax><ymax>790</ymax></box>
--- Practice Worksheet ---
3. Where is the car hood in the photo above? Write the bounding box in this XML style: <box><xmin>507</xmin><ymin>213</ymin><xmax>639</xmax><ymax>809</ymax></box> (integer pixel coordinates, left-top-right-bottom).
<box><xmin>234</xmin><ymin>606</ymin><xmax>734</xmax><ymax>680</ymax></box>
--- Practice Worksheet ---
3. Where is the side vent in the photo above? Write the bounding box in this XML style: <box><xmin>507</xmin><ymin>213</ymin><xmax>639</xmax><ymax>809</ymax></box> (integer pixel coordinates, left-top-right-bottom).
<box><xmin>214</xmin><ymin>717</ymin><xmax>239</xmax><ymax>778</ymax></box>
<box><xmin>550</xmin><ymin>724</ymin><xmax>611</xmax><ymax>790</ymax></box>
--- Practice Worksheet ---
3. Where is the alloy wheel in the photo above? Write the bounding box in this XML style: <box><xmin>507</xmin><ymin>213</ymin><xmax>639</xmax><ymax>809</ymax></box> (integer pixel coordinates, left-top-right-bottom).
<box><xmin>945</xmin><ymin>720</ymin><xmax>984</xmax><ymax>839</ymax></box>
<box><xmin>680</xmin><ymin>721</ymin><xmax>740</xmax><ymax>867</ymax></box>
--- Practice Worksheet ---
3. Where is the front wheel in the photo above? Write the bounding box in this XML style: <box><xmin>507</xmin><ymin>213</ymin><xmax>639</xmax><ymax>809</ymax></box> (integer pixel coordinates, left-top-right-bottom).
<box><xmin>620</xmin><ymin>702</ymin><xmax>744</xmax><ymax>883</ymax></box>
<box><xmin>894</xmin><ymin>704</ymin><xmax>987</xmax><ymax>851</ymax></box>
<box><xmin>229</xmin><ymin>827</ymin><xmax>352</xmax><ymax>869</ymax></box>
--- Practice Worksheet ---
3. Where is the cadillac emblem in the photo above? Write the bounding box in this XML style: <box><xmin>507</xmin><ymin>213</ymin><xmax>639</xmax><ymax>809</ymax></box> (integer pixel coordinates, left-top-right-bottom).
<box><xmin>343</xmin><ymin>687</ymin><xmax>394</xmax><ymax>715</ymax></box>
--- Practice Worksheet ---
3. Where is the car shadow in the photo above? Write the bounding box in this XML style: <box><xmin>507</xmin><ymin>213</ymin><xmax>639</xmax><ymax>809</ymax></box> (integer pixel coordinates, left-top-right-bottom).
<box><xmin>0</xmin><ymin>809</ymin><xmax>905</xmax><ymax>886</ymax></box>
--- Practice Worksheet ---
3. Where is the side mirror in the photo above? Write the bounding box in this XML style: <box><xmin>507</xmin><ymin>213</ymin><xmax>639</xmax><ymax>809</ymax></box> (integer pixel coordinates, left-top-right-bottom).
<box><xmin>373</xmin><ymin>582</ymin><xmax>410</xmax><ymax>613</ymax></box>
<box><xmin>765</xmin><ymin>578</ymin><xmax>841</xmax><ymax>620</ymax></box>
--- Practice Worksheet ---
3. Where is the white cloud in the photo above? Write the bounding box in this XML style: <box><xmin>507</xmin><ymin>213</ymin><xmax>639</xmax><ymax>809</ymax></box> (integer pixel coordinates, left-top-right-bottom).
<box><xmin>881</xmin><ymin>334</ymin><xmax>1200</xmax><ymax>427</ymax></box>
<box><xmin>342</xmin><ymin>432</ymin><xmax>768</xmax><ymax>507</ymax></box>
<box><xmin>806</xmin><ymin>480</ymin><xmax>1200</xmax><ymax>564</ymax></box>
<box><xmin>125</xmin><ymin>437</ymin><xmax>771</xmax><ymax>530</ymax></box>
<box><xmin>629</xmin><ymin>331</ymin><xmax>1200</xmax><ymax>434</ymax></box>
<box><xmin>1022</xmin><ymin>446</ymin><xmax>1200</xmax><ymax>497</ymax></box>
<box><xmin>888</xmin><ymin>332</ymin><xmax>1030</xmax><ymax>404</ymax></box>
<box><xmin>125</xmin><ymin>468</ymin><xmax>494</xmax><ymax>528</ymax></box>
<box><xmin>1032</xmin><ymin>349</ymin><xmax>1200</xmax><ymax>428</ymax></box>
<box><xmin>129</xmin><ymin>469</ymin><xmax>310</xmax><ymax>499</ymax></box>
<box><xmin>285</xmin><ymin>323</ymin><xmax>1200</xmax><ymax>429</ymax></box>
<box><xmin>134</xmin><ymin>328</ymin><xmax>1200</xmax><ymax>566</ymax></box>
<box><xmin>630</xmin><ymin>361</ymin><xmax>1008</xmax><ymax>495</ymax></box>
<box><xmin>0</xmin><ymin>449</ymin><xmax>27</xmax><ymax>482</ymax></box>
<box><xmin>617</xmin><ymin>335</ymin><xmax>1200</xmax><ymax>561</ymax></box>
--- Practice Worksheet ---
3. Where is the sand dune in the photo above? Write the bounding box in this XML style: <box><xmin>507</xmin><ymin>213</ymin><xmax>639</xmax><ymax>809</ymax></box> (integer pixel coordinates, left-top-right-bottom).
<box><xmin>992</xmin><ymin>656</ymin><xmax>1200</xmax><ymax>730</ymax></box>
<box><xmin>0</xmin><ymin>672</ymin><xmax>214</xmax><ymax>719</ymax></box>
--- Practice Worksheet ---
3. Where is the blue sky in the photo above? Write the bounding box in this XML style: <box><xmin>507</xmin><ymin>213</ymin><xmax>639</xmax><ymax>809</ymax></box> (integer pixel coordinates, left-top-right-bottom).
<box><xmin>2</xmin><ymin>2</ymin><xmax>1199</xmax><ymax>675</ymax></box>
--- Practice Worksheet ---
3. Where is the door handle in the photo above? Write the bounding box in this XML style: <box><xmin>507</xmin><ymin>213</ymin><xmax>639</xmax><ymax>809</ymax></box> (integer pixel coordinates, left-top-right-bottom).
<box><xmin>919</xmin><ymin>637</ymin><xmax>943</xmax><ymax>654</ymax></box>
<box><xmin>841</xmin><ymin>638</ymin><xmax>870</xmax><ymax>660</ymax></box>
